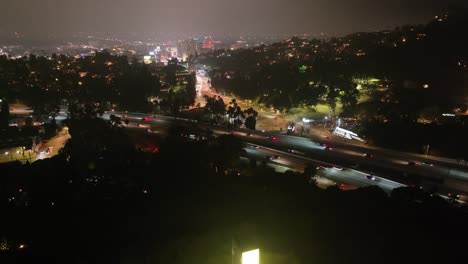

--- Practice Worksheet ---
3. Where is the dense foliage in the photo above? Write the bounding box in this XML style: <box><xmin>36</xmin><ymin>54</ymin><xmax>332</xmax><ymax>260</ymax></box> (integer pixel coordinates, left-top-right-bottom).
<box><xmin>1</xmin><ymin>115</ymin><xmax>467</xmax><ymax>263</ymax></box>
<box><xmin>203</xmin><ymin>14</ymin><xmax>468</xmax><ymax>118</ymax></box>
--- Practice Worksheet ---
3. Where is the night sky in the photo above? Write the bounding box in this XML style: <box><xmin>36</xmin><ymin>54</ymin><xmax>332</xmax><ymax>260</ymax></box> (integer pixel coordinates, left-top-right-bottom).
<box><xmin>1</xmin><ymin>0</ymin><xmax>467</xmax><ymax>35</ymax></box>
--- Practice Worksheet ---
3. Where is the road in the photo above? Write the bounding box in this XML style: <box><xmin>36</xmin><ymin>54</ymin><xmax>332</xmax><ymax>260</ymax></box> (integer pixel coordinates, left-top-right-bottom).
<box><xmin>243</xmin><ymin>143</ymin><xmax>405</xmax><ymax>194</ymax></box>
<box><xmin>104</xmin><ymin>111</ymin><xmax>468</xmax><ymax>199</ymax></box>
<box><xmin>193</xmin><ymin>71</ymin><xmax>467</xmax><ymax>170</ymax></box>
<box><xmin>102</xmin><ymin>111</ymin><xmax>409</xmax><ymax>194</ymax></box>
<box><xmin>10</xmin><ymin>103</ymin><xmax>468</xmax><ymax>199</ymax></box>
<box><xmin>195</xmin><ymin>71</ymin><xmax>291</xmax><ymax>131</ymax></box>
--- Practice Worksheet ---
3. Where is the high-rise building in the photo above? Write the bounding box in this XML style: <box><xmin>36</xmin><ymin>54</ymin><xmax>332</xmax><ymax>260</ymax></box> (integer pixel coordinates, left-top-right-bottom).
<box><xmin>177</xmin><ymin>39</ymin><xmax>196</xmax><ymax>61</ymax></box>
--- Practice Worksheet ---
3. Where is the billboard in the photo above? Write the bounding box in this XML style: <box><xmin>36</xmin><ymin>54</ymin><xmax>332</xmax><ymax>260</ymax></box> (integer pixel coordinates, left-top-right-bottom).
<box><xmin>242</xmin><ymin>249</ymin><xmax>259</xmax><ymax>264</ymax></box>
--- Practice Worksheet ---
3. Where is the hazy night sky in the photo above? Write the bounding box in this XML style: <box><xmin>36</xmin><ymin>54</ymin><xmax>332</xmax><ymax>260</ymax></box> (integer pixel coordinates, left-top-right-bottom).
<box><xmin>1</xmin><ymin>0</ymin><xmax>467</xmax><ymax>36</ymax></box>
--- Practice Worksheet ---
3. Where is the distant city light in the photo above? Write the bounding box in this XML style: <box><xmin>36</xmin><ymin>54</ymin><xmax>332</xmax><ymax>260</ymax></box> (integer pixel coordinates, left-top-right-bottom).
<box><xmin>423</xmin><ymin>84</ymin><xmax>429</xmax><ymax>89</ymax></box>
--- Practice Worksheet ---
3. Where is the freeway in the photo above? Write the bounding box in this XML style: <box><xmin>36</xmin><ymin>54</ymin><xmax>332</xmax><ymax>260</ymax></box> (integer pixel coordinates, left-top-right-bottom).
<box><xmin>20</xmin><ymin>108</ymin><xmax>467</xmax><ymax>198</ymax></box>
<box><xmin>104</xmin><ymin>111</ymin><xmax>468</xmax><ymax>198</ymax></box>
<box><xmin>243</xmin><ymin>143</ymin><xmax>405</xmax><ymax>194</ymax></box>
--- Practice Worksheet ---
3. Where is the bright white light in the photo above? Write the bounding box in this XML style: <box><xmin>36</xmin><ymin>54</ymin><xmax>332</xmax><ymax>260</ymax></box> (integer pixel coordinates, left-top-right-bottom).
<box><xmin>242</xmin><ymin>249</ymin><xmax>259</xmax><ymax>264</ymax></box>
<box><xmin>423</xmin><ymin>84</ymin><xmax>429</xmax><ymax>89</ymax></box>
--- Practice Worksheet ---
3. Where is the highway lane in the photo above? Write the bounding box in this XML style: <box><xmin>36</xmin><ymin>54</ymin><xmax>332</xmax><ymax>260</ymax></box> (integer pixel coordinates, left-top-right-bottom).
<box><xmin>237</xmin><ymin>131</ymin><xmax>468</xmax><ymax>187</ymax></box>
<box><xmin>243</xmin><ymin>143</ymin><xmax>463</xmax><ymax>204</ymax></box>
<box><xmin>319</xmin><ymin>167</ymin><xmax>406</xmax><ymax>194</ymax></box>
<box><xmin>51</xmin><ymin>110</ymin><xmax>468</xmax><ymax>196</ymax></box>
<box><xmin>13</xmin><ymin>107</ymin><xmax>463</xmax><ymax>203</ymax></box>
<box><xmin>243</xmin><ymin>143</ymin><xmax>405</xmax><ymax>194</ymax></box>
<box><xmin>107</xmin><ymin>111</ymin><xmax>468</xmax><ymax>178</ymax></box>
<box><xmin>20</xmin><ymin>105</ymin><xmax>468</xmax><ymax>173</ymax></box>
<box><xmin>49</xmin><ymin>110</ymin><xmax>466</xmax><ymax>200</ymax></box>
<box><xmin>308</xmin><ymin>132</ymin><xmax>468</xmax><ymax>172</ymax></box>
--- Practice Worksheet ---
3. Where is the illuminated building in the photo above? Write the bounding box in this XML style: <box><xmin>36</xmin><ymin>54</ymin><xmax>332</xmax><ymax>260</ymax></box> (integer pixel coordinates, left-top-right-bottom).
<box><xmin>177</xmin><ymin>39</ymin><xmax>196</xmax><ymax>61</ymax></box>
<box><xmin>230</xmin><ymin>40</ymin><xmax>248</xmax><ymax>50</ymax></box>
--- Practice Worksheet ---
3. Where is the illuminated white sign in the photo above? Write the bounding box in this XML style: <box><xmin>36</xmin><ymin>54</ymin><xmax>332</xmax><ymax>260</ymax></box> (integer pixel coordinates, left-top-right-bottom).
<box><xmin>333</xmin><ymin>127</ymin><xmax>363</xmax><ymax>141</ymax></box>
<box><xmin>242</xmin><ymin>249</ymin><xmax>259</xmax><ymax>264</ymax></box>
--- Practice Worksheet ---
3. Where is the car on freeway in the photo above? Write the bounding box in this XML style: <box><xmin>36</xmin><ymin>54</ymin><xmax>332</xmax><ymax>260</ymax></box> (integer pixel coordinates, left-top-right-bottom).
<box><xmin>407</xmin><ymin>161</ymin><xmax>417</xmax><ymax>166</ymax></box>
<box><xmin>409</xmin><ymin>184</ymin><xmax>424</xmax><ymax>190</ymax></box>
<box><xmin>267</xmin><ymin>136</ymin><xmax>279</xmax><ymax>141</ymax></box>
<box><xmin>366</xmin><ymin>175</ymin><xmax>376</xmax><ymax>181</ymax></box>
<box><xmin>422</xmin><ymin>161</ymin><xmax>434</xmax><ymax>166</ymax></box>
<box><xmin>320</xmin><ymin>142</ymin><xmax>333</xmax><ymax>150</ymax></box>
<box><xmin>287</xmin><ymin>148</ymin><xmax>302</xmax><ymax>154</ymax></box>
<box><xmin>269</xmin><ymin>155</ymin><xmax>280</xmax><ymax>160</ymax></box>
<box><xmin>448</xmin><ymin>193</ymin><xmax>461</xmax><ymax>199</ymax></box>
<box><xmin>142</xmin><ymin>117</ymin><xmax>151</xmax><ymax>122</ymax></box>
<box><xmin>363</xmin><ymin>153</ymin><xmax>374</xmax><ymax>158</ymax></box>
